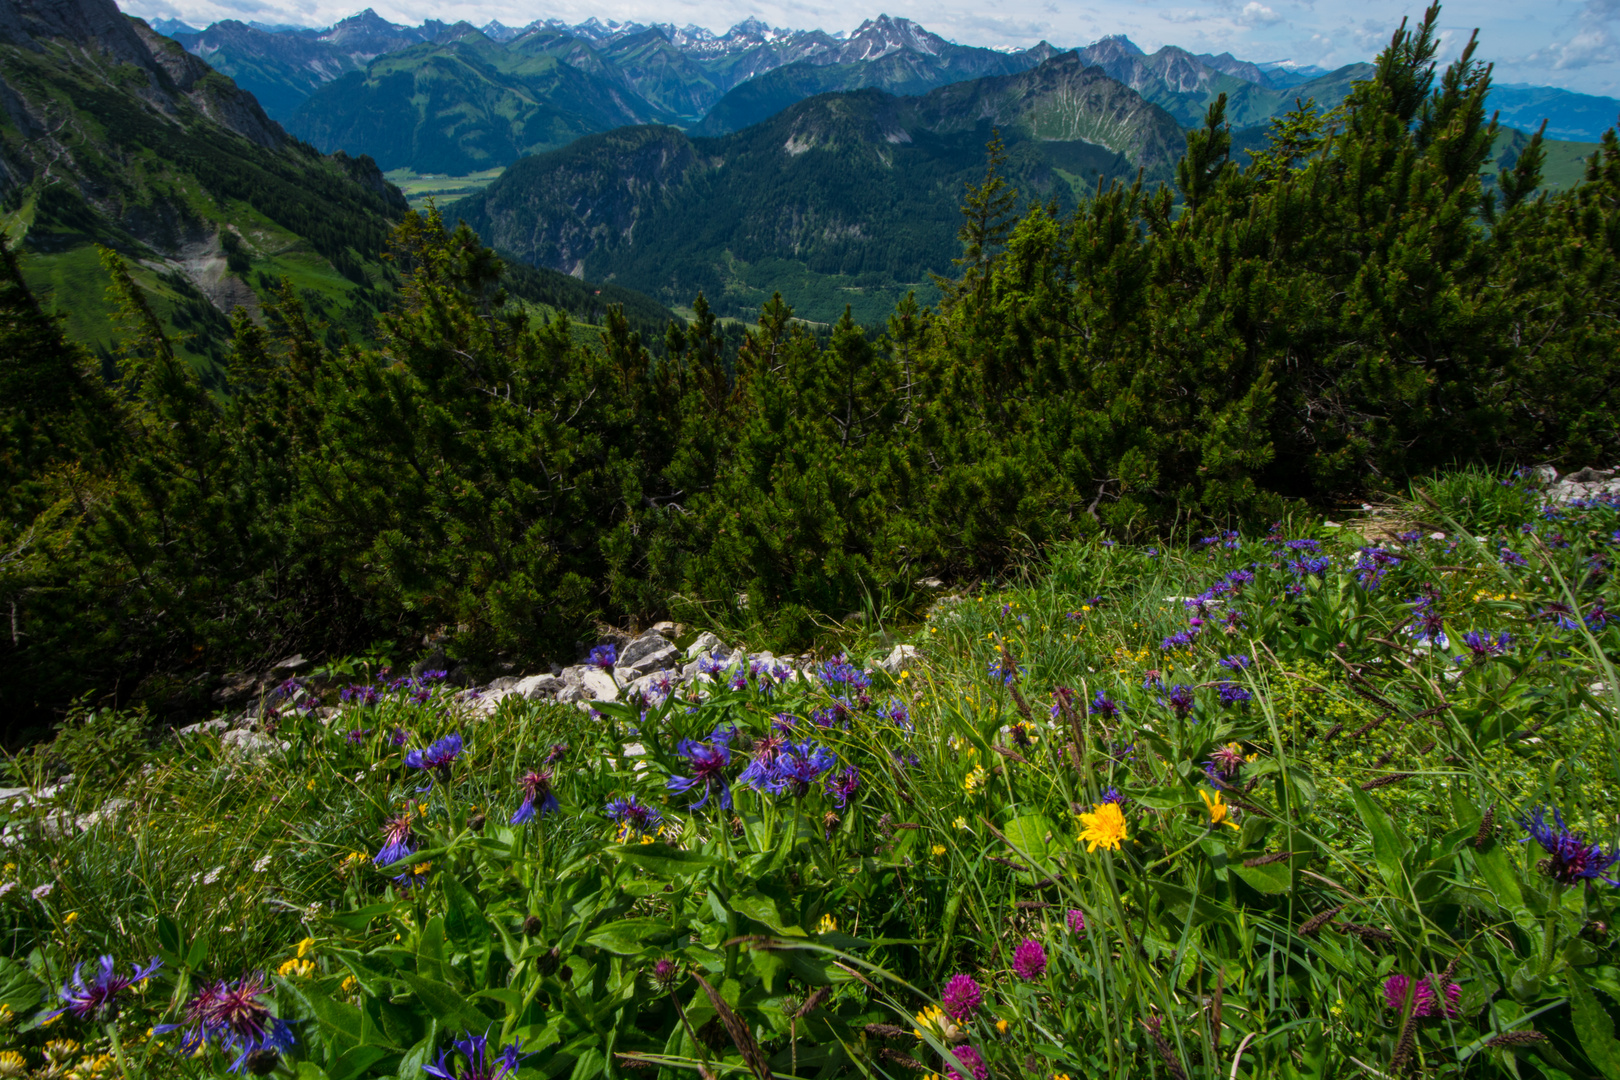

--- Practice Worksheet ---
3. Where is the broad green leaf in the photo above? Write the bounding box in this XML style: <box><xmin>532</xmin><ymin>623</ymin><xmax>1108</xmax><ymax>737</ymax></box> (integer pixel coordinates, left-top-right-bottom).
<box><xmin>730</xmin><ymin>890</ymin><xmax>805</xmax><ymax>936</ymax></box>
<box><xmin>608</xmin><ymin>842</ymin><xmax>719</xmax><ymax>878</ymax></box>
<box><xmin>326</xmin><ymin>903</ymin><xmax>397</xmax><ymax>932</ymax></box>
<box><xmin>1002</xmin><ymin>813</ymin><xmax>1060</xmax><ymax>866</ymax></box>
<box><xmin>278</xmin><ymin>980</ymin><xmax>364</xmax><ymax>1051</ymax></box>
<box><xmin>1232</xmin><ymin>860</ymin><xmax>1291</xmax><ymax>894</ymax></box>
<box><xmin>1348</xmin><ymin>784</ymin><xmax>1409</xmax><ymax>892</ymax></box>
<box><xmin>1568</xmin><ymin>968</ymin><xmax>1620</xmax><ymax>1079</ymax></box>
<box><xmin>395</xmin><ymin>972</ymin><xmax>494</xmax><ymax>1031</ymax></box>
<box><xmin>585</xmin><ymin>918</ymin><xmax>671</xmax><ymax>955</ymax></box>
<box><xmin>328</xmin><ymin>1046</ymin><xmax>394</xmax><ymax>1080</ymax></box>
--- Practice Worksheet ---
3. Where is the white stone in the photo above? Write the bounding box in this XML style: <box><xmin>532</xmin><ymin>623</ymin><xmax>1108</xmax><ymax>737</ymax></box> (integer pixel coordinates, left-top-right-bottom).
<box><xmin>579</xmin><ymin>667</ymin><xmax>619</xmax><ymax>702</ymax></box>
<box><xmin>685</xmin><ymin>631</ymin><xmax>723</xmax><ymax>658</ymax></box>
<box><xmin>514</xmin><ymin>673</ymin><xmax>563</xmax><ymax>699</ymax></box>
<box><xmin>878</xmin><ymin>644</ymin><xmax>919</xmax><ymax>674</ymax></box>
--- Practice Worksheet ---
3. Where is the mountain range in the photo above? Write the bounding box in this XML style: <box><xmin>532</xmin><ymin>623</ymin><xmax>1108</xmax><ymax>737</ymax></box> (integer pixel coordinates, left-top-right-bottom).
<box><xmin>450</xmin><ymin>52</ymin><xmax>1188</xmax><ymax>325</ymax></box>
<box><xmin>157</xmin><ymin>10</ymin><xmax>1620</xmax><ymax>180</ymax></box>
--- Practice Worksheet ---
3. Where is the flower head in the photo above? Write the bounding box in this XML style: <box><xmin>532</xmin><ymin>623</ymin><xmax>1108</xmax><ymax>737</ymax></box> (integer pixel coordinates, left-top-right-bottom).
<box><xmin>1217</xmin><ymin>682</ymin><xmax>1252</xmax><ymax>708</ymax></box>
<box><xmin>40</xmin><ymin>956</ymin><xmax>162</xmax><ymax>1023</ymax></box>
<box><xmin>1012</xmin><ymin>938</ymin><xmax>1047</xmax><ymax>980</ymax></box>
<box><xmin>1078</xmin><ymin>802</ymin><xmax>1128</xmax><ymax>852</ymax></box>
<box><xmin>1383</xmin><ymin>974</ymin><xmax>1461</xmax><ymax>1018</ymax></box>
<box><xmin>510</xmin><ymin>770</ymin><xmax>559</xmax><ymax>824</ymax></box>
<box><xmin>945</xmin><ymin>1044</ymin><xmax>990</xmax><ymax>1080</ymax></box>
<box><xmin>405</xmin><ymin>733</ymin><xmax>463</xmax><ymax>778</ymax></box>
<box><xmin>667</xmin><ymin>738</ymin><xmax>732</xmax><ymax>811</ymax></box>
<box><xmin>588</xmin><ymin>644</ymin><xmax>618</xmax><ymax>671</ymax></box>
<box><xmin>1208</xmin><ymin>742</ymin><xmax>1246</xmax><ymax>780</ymax></box>
<box><xmin>1165</xmin><ymin>684</ymin><xmax>1195</xmax><ymax>719</ymax></box>
<box><xmin>423</xmin><ymin>1032</ymin><xmax>526</xmax><ymax>1080</ymax></box>
<box><xmin>1200</xmin><ymin>788</ymin><xmax>1239</xmax><ymax>831</ymax></box>
<box><xmin>826</xmin><ymin>765</ymin><xmax>861</xmax><ymax>808</ymax></box>
<box><xmin>941</xmin><ymin>973</ymin><xmax>982</xmax><ymax>1022</ymax></box>
<box><xmin>1462</xmin><ymin>631</ymin><xmax>1512</xmax><ymax>662</ymax></box>
<box><xmin>156</xmin><ymin>973</ymin><xmax>294</xmax><ymax>1073</ymax></box>
<box><xmin>1066</xmin><ymin>908</ymin><xmax>1086</xmax><ymax>933</ymax></box>
<box><xmin>1518</xmin><ymin>805</ymin><xmax>1620</xmax><ymax>886</ymax></box>
<box><xmin>604</xmin><ymin>795</ymin><xmax>664</xmax><ymax>840</ymax></box>
<box><xmin>375</xmin><ymin>813</ymin><xmax>415</xmax><ymax>867</ymax></box>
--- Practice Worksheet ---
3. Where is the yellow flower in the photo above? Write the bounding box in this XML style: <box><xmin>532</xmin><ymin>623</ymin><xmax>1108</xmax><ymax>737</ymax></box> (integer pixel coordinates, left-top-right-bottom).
<box><xmin>913</xmin><ymin>1004</ymin><xmax>961</xmax><ymax>1041</ymax></box>
<box><xmin>62</xmin><ymin>911</ymin><xmax>78</xmax><ymax>925</ymax></box>
<box><xmin>899</xmin><ymin>670</ymin><xmax>910</xmax><ymax>680</ymax></box>
<box><xmin>0</xmin><ymin>1051</ymin><xmax>26</xmax><ymax>1078</ymax></box>
<box><xmin>412</xmin><ymin>861</ymin><xmax>433</xmax><ymax>875</ymax></box>
<box><xmin>963</xmin><ymin>766</ymin><xmax>988</xmax><ymax>795</ymax></box>
<box><xmin>1077</xmin><ymin>802</ymin><xmax>1128</xmax><ymax>852</ymax></box>
<box><xmin>341</xmin><ymin>975</ymin><xmax>360</xmax><ymax>996</ymax></box>
<box><xmin>816</xmin><ymin>914</ymin><xmax>838</xmax><ymax>934</ymax></box>
<box><xmin>931</xmin><ymin>844</ymin><xmax>947</xmax><ymax>857</ymax></box>
<box><xmin>1200</xmin><ymin>788</ymin><xmax>1239</xmax><ymax>831</ymax></box>
<box><xmin>1053</xmin><ymin>1074</ymin><xmax>1074</xmax><ymax>1080</ymax></box>
<box><xmin>0</xmin><ymin>1003</ymin><xmax>12</xmax><ymax>1026</ymax></box>
<box><xmin>995</xmin><ymin>1018</ymin><xmax>1010</xmax><ymax>1035</ymax></box>
<box><xmin>306</xmin><ymin>779</ymin><xmax>316</xmax><ymax>791</ymax></box>
<box><xmin>43</xmin><ymin>1041</ymin><xmax>79</xmax><ymax>1063</ymax></box>
<box><xmin>276</xmin><ymin>958</ymin><xmax>315</xmax><ymax>978</ymax></box>
<box><xmin>952</xmin><ymin>816</ymin><xmax>970</xmax><ymax>832</ymax></box>
<box><xmin>296</xmin><ymin>937</ymin><xmax>315</xmax><ymax>959</ymax></box>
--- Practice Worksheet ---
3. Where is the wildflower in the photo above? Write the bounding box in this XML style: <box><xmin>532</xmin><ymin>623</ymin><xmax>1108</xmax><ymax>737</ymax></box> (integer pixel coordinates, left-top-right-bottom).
<box><xmin>404</xmin><ymin>733</ymin><xmax>464</xmax><ymax>781</ymax></box>
<box><xmin>510</xmin><ymin>770</ymin><xmax>560</xmax><ymax>824</ymax></box>
<box><xmin>1011</xmin><ymin>938</ymin><xmax>1047</xmax><ymax>980</ymax></box>
<box><xmin>40</xmin><ymin>956</ymin><xmax>163</xmax><ymax>1022</ymax></box>
<box><xmin>587</xmin><ymin>644</ymin><xmax>618</xmax><ymax>671</ymax></box>
<box><xmin>941</xmin><ymin>974</ymin><xmax>982</xmax><ymax>1022</ymax></box>
<box><xmin>931</xmin><ymin>844</ymin><xmax>947</xmax><ymax>857</ymax></box>
<box><xmin>390</xmin><ymin>728</ymin><xmax>409</xmax><ymax>746</ymax></box>
<box><xmin>765</xmin><ymin>740</ymin><xmax>836</xmax><ymax>798</ymax></box>
<box><xmin>1500</xmin><ymin>547</ymin><xmax>1528</xmax><ymax>568</ymax></box>
<box><xmin>696</xmin><ymin>652</ymin><xmax>727</xmax><ymax>676</ymax></box>
<box><xmin>963</xmin><ymin>766</ymin><xmax>988</xmax><ymax>795</ymax></box>
<box><xmin>1066</xmin><ymin>908</ymin><xmax>1086</xmax><ymax>933</ymax></box>
<box><xmin>1145</xmin><ymin>547</ymin><xmax>1159</xmax><ymax>557</ymax></box>
<box><xmin>913</xmin><ymin>1004</ymin><xmax>961</xmax><ymax>1042</ymax></box>
<box><xmin>544</xmin><ymin>743</ymin><xmax>568</xmax><ymax>765</ymax></box>
<box><xmin>1587</xmin><ymin>598</ymin><xmax>1613</xmax><ymax>631</ymax></box>
<box><xmin>817</xmin><ymin>655</ymin><xmax>872</xmax><ymax>691</ymax></box>
<box><xmin>423</xmin><ymin>1032</ymin><xmax>526</xmax><ymax>1080</ymax></box>
<box><xmin>988</xmin><ymin>653</ymin><xmax>1023</xmax><ymax>686</ymax></box>
<box><xmin>1207</xmin><ymin>742</ymin><xmax>1246</xmax><ymax>779</ymax></box>
<box><xmin>728</xmin><ymin>669</ymin><xmax>749</xmax><ymax>692</ymax></box>
<box><xmin>1200</xmin><ymin>788</ymin><xmax>1239</xmax><ymax>831</ymax></box>
<box><xmin>604</xmin><ymin>795</ymin><xmax>664</xmax><ymax>840</ymax></box>
<box><xmin>1218</xmin><ymin>654</ymin><xmax>1251</xmax><ymax>671</ymax></box>
<box><xmin>952</xmin><ymin>816</ymin><xmax>970</xmax><ymax>832</ymax></box>
<box><xmin>1405</xmin><ymin>587</ymin><xmax>1448</xmax><ymax>648</ymax></box>
<box><xmin>1164</xmin><ymin>684</ymin><xmax>1195</xmax><ymax>719</ymax></box>
<box><xmin>1161</xmin><ymin>629</ymin><xmax>1197</xmax><ymax>651</ymax></box>
<box><xmin>816</xmin><ymin>913</ymin><xmax>837</xmax><ymax>934</ymax></box>
<box><xmin>393</xmin><ymin>862</ymin><xmax>433</xmax><ymax>893</ymax></box>
<box><xmin>1518</xmin><ymin>805</ymin><xmax>1620</xmax><ymax>886</ymax></box>
<box><xmin>1101</xmin><ymin>786</ymin><xmax>1126</xmax><ymax>804</ymax></box>
<box><xmin>275</xmin><ymin>959</ymin><xmax>314</xmax><ymax>979</ymax></box>
<box><xmin>945</xmin><ymin>1044</ymin><xmax>990</xmax><ymax>1080</ymax></box>
<box><xmin>1288</xmin><ymin>556</ymin><xmax>1332</xmax><ymax>577</ymax></box>
<box><xmin>156</xmin><ymin>973</ymin><xmax>294</xmax><ymax>1072</ymax></box>
<box><xmin>340</xmin><ymin>684</ymin><xmax>380</xmax><ymax>706</ymax></box>
<box><xmin>878</xmin><ymin>699</ymin><xmax>913</xmax><ymax>731</ymax></box>
<box><xmin>1078</xmin><ymin>802</ymin><xmax>1128</xmax><ymax>852</ymax></box>
<box><xmin>0</xmin><ymin>1051</ymin><xmax>24</xmax><ymax>1078</ymax></box>
<box><xmin>1382</xmin><ymin>974</ymin><xmax>1461</xmax><ymax>1018</ymax></box>
<box><xmin>826</xmin><ymin>765</ymin><xmax>861</xmax><ymax>807</ymax></box>
<box><xmin>667</xmin><ymin>737</ymin><xmax>733</xmax><ymax>811</ymax></box>
<box><xmin>651</xmin><ymin>959</ymin><xmax>680</xmax><ymax>991</ymax></box>
<box><xmin>1461</xmin><ymin>631</ymin><xmax>1512</xmax><ymax>662</ymax></box>
<box><xmin>1217</xmin><ymin>682</ymin><xmax>1252</xmax><ymax>708</ymax></box>
<box><xmin>32</xmin><ymin>883</ymin><xmax>53</xmax><ymax>899</ymax></box>
<box><xmin>1538</xmin><ymin>603</ymin><xmax>1580</xmax><ymax>630</ymax></box>
<box><xmin>1085</xmin><ymin>690</ymin><xmax>1120</xmax><ymax>721</ymax></box>
<box><xmin>375</xmin><ymin>814</ymin><xmax>415</xmax><ymax>867</ymax></box>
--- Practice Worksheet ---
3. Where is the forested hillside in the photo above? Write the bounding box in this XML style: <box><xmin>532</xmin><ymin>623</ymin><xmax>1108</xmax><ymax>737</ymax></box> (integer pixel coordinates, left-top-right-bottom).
<box><xmin>453</xmin><ymin>53</ymin><xmax>1187</xmax><ymax>323</ymax></box>
<box><xmin>2</xmin><ymin>5</ymin><xmax>1617</xmax><ymax>730</ymax></box>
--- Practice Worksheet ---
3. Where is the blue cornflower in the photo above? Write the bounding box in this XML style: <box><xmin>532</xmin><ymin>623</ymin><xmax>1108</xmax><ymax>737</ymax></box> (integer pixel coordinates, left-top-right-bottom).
<box><xmin>41</xmin><ymin>955</ymin><xmax>163</xmax><ymax>1022</ymax></box>
<box><xmin>1225</xmin><ymin>568</ymin><xmax>1255</xmax><ymax>586</ymax></box>
<box><xmin>1144</xmin><ymin>548</ymin><xmax>1159</xmax><ymax>557</ymax></box>
<box><xmin>1397</xmin><ymin>530</ymin><xmax>1423</xmax><ymax>544</ymax></box>
<box><xmin>1089</xmin><ymin>690</ymin><xmax>1120</xmax><ymax>719</ymax></box>
<box><xmin>376</xmin><ymin>813</ymin><xmax>415</xmax><ymax>867</ymax></box>
<box><xmin>1406</xmin><ymin>588</ymin><xmax>1448</xmax><ymax>648</ymax></box>
<box><xmin>511</xmin><ymin>770</ymin><xmax>559</xmax><ymax>824</ymax></box>
<box><xmin>771</xmin><ymin>740</ymin><xmax>838</xmax><ymax>798</ymax></box>
<box><xmin>1587</xmin><ymin>599</ymin><xmax>1613</xmax><ymax>631</ymax></box>
<box><xmin>729</xmin><ymin>669</ymin><xmax>750</xmax><ymax>692</ymax></box>
<box><xmin>588</xmin><ymin>644</ymin><xmax>618</xmax><ymax>670</ymax></box>
<box><xmin>1462</xmin><ymin>631</ymin><xmax>1512</xmax><ymax>661</ymax></box>
<box><xmin>393</xmin><ymin>864</ymin><xmax>431</xmax><ymax>893</ymax></box>
<box><xmin>1538</xmin><ymin>603</ymin><xmax>1579</xmax><ymax>630</ymax></box>
<box><xmin>1518</xmin><ymin>805</ymin><xmax>1620</xmax><ymax>886</ymax></box>
<box><xmin>1161</xmin><ymin>629</ymin><xmax>1197</xmax><ymax>650</ymax></box>
<box><xmin>340</xmin><ymin>684</ymin><xmax>380</xmax><ymax>706</ymax></box>
<box><xmin>878</xmin><ymin>698</ymin><xmax>913</xmax><ymax>731</ymax></box>
<box><xmin>423</xmin><ymin>1032</ymin><xmax>525</xmax><ymax>1080</ymax></box>
<box><xmin>1101</xmin><ymin>787</ymin><xmax>1126</xmax><ymax>804</ymax></box>
<box><xmin>697</xmin><ymin>651</ymin><xmax>727</xmax><ymax>676</ymax></box>
<box><xmin>1217</xmin><ymin>682</ymin><xmax>1252</xmax><ymax>707</ymax></box>
<box><xmin>1288</xmin><ymin>556</ymin><xmax>1331</xmax><ymax>577</ymax></box>
<box><xmin>817</xmin><ymin>656</ymin><xmax>872</xmax><ymax>691</ymax></box>
<box><xmin>1354</xmin><ymin>546</ymin><xmax>1401</xmax><ymax>588</ymax></box>
<box><xmin>1165</xmin><ymin>684</ymin><xmax>1195</xmax><ymax>718</ymax></box>
<box><xmin>1217</xmin><ymin>654</ymin><xmax>1251</xmax><ymax>671</ymax></box>
<box><xmin>1284</xmin><ymin>538</ymin><xmax>1322</xmax><ymax>553</ymax></box>
<box><xmin>989</xmin><ymin>653</ymin><xmax>1023</xmax><ymax>685</ymax></box>
<box><xmin>157</xmin><ymin>973</ymin><xmax>295</xmax><ymax>1073</ymax></box>
<box><xmin>668</xmin><ymin>737</ymin><xmax>733</xmax><ymax>810</ymax></box>
<box><xmin>826</xmin><ymin>765</ymin><xmax>861</xmax><ymax>808</ymax></box>
<box><xmin>344</xmin><ymin>728</ymin><xmax>373</xmax><ymax>745</ymax></box>
<box><xmin>405</xmin><ymin>733</ymin><xmax>464</xmax><ymax>774</ymax></box>
<box><xmin>1500</xmin><ymin>547</ymin><xmax>1529</xmax><ymax>568</ymax></box>
<box><xmin>604</xmin><ymin>795</ymin><xmax>664</xmax><ymax>839</ymax></box>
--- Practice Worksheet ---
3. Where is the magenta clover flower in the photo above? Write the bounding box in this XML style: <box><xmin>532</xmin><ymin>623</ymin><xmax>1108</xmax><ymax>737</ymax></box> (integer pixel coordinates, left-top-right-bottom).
<box><xmin>1011</xmin><ymin>938</ymin><xmax>1047</xmax><ymax>980</ymax></box>
<box><xmin>944</xmin><ymin>1044</ymin><xmax>989</xmax><ymax>1080</ymax></box>
<box><xmin>1066</xmin><ymin>908</ymin><xmax>1086</xmax><ymax>933</ymax></box>
<box><xmin>1382</xmin><ymin>974</ymin><xmax>1461</xmax><ymax>1018</ymax></box>
<box><xmin>940</xmin><ymin>973</ymin><xmax>982</xmax><ymax>1022</ymax></box>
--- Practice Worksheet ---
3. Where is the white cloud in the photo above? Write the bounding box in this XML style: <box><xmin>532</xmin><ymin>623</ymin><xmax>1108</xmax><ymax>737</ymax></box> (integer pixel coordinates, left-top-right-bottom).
<box><xmin>1238</xmin><ymin>2</ymin><xmax>1283</xmax><ymax>26</ymax></box>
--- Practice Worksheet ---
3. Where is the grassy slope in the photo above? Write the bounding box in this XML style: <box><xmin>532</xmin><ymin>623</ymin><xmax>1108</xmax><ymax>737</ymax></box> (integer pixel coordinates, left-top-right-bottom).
<box><xmin>3</xmin><ymin>467</ymin><xmax>1618</xmax><ymax>1077</ymax></box>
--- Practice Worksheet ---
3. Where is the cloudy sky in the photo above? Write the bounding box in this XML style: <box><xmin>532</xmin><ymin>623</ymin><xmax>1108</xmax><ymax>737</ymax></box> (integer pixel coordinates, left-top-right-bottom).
<box><xmin>120</xmin><ymin>0</ymin><xmax>1620</xmax><ymax>97</ymax></box>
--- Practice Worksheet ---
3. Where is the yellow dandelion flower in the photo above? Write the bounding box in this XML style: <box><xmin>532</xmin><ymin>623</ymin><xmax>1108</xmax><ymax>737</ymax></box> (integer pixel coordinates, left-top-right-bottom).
<box><xmin>0</xmin><ymin>1051</ymin><xmax>25</xmax><ymax>1078</ymax></box>
<box><xmin>995</xmin><ymin>1018</ymin><xmax>1010</xmax><ymax>1035</ymax></box>
<box><xmin>931</xmin><ymin>844</ymin><xmax>947</xmax><ymax>857</ymax></box>
<box><xmin>816</xmin><ymin>914</ymin><xmax>838</xmax><ymax>934</ymax></box>
<box><xmin>1200</xmin><ymin>788</ymin><xmax>1239</xmax><ymax>831</ymax></box>
<box><xmin>1077</xmin><ymin>802</ymin><xmax>1128</xmax><ymax>852</ymax></box>
<box><xmin>412</xmin><ymin>861</ymin><xmax>433</xmax><ymax>875</ymax></box>
<box><xmin>0</xmin><ymin>1003</ymin><xmax>13</xmax><ymax>1026</ymax></box>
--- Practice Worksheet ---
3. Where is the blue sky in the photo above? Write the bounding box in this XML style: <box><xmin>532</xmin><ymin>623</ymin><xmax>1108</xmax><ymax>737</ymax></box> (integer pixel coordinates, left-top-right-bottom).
<box><xmin>121</xmin><ymin>0</ymin><xmax>1620</xmax><ymax>97</ymax></box>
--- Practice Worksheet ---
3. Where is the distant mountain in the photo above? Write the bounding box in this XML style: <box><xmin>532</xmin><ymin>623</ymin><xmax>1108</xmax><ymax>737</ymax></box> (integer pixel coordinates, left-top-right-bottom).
<box><xmin>285</xmin><ymin>28</ymin><xmax>679</xmax><ymax>174</ymax></box>
<box><xmin>1487</xmin><ymin>84</ymin><xmax>1620</xmax><ymax>143</ymax></box>
<box><xmin>450</xmin><ymin>53</ymin><xmax>1184</xmax><ymax>324</ymax></box>
<box><xmin>0</xmin><ymin>0</ymin><xmax>409</xmax><ymax>375</ymax></box>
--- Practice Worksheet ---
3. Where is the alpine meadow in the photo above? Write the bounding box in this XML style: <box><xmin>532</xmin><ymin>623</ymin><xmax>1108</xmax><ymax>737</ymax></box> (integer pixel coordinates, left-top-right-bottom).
<box><xmin>6</xmin><ymin>0</ymin><xmax>1620</xmax><ymax>1079</ymax></box>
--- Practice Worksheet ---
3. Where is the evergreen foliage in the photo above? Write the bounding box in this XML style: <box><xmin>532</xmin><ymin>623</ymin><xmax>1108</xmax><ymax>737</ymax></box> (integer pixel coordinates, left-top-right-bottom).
<box><xmin>2</xmin><ymin>6</ymin><xmax>1618</xmax><ymax>729</ymax></box>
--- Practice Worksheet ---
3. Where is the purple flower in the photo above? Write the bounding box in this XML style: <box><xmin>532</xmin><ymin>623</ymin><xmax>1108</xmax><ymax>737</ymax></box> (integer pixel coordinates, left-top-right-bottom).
<box><xmin>1217</xmin><ymin>682</ymin><xmax>1252</xmax><ymax>708</ymax></box>
<box><xmin>988</xmin><ymin>653</ymin><xmax>1023</xmax><ymax>685</ymax></box>
<box><xmin>1500</xmin><ymin>547</ymin><xmax>1529</xmax><ymax>568</ymax></box>
<box><xmin>1066</xmin><ymin>908</ymin><xmax>1086</xmax><ymax>933</ymax></box>
<box><xmin>423</xmin><ymin>1032</ymin><xmax>526</xmax><ymax>1080</ymax></box>
<box><xmin>1354</xmin><ymin>546</ymin><xmax>1401</xmax><ymax>588</ymax></box>
<box><xmin>1518</xmin><ymin>805</ymin><xmax>1620</xmax><ymax>886</ymax></box>
<box><xmin>604</xmin><ymin>795</ymin><xmax>664</xmax><ymax>839</ymax></box>
<box><xmin>344</xmin><ymin>728</ymin><xmax>374</xmax><ymax>745</ymax></box>
<box><xmin>588</xmin><ymin>644</ymin><xmax>618</xmax><ymax>671</ymax></box>
<box><xmin>391</xmin><ymin>727</ymin><xmax>409</xmax><ymax>746</ymax></box>
<box><xmin>511</xmin><ymin>770</ymin><xmax>560</xmax><ymax>824</ymax></box>
<box><xmin>1284</xmin><ymin>538</ymin><xmax>1322</xmax><ymax>553</ymax></box>
<box><xmin>945</xmin><ymin>1045</ymin><xmax>989</xmax><ymax>1080</ymax></box>
<box><xmin>376</xmin><ymin>814</ymin><xmax>415</xmax><ymax>867</ymax></box>
<box><xmin>156</xmin><ymin>973</ymin><xmax>295</xmax><ymax>1073</ymax></box>
<box><xmin>1101</xmin><ymin>786</ymin><xmax>1126</xmax><ymax>804</ymax></box>
<box><xmin>1382</xmin><ymin>974</ymin><xmax>1461</xmax><ymax>1018</ymax></box>
<box><xmin>729</xmin><ymin>669</ymin><xmax>750</xmax><ymax>692</ymax></box>
<box><xmin>1405</xmin><ymin>588</ymin><xmax>1447</xmax><ymax>648</ymax></box>
<box><xmin>1145</xmin><ymin>547</ymin><xmax>1159</xmax><ymax>557</ymax></box>
<box><xmin>1165</xmin><ymin>684</ymin><xmax>1195</xmax><ymax>719</ymax></box>
<box><xmin>941</xmin><ymin>973</ymin><xmax>982</xmax><ymax>1022</ymax></box>
<box><xmin>1088</xmin><ymin>690</ymin><xmax>1120</xmax><ymax>720</ymax></box>
<box><xmin>1587</xmin><ymin>599</ymin><xmax>1613</xmax><ymax>631</ymax></box>
<box><xmin>1538</xmin><ymin>603</ymin><xmax>1580</xmax><ymax>630</ymax></box>
<box><xmin>817</xmin><ymin>655</ymin><xmax>872</xmax><ymax>691</ymax></box>
<box><xmin>769</xmin><ymin>740</ymin><xmax>837</xmax><ymax>798</ymax></box>
<box><xmin>826</xmin><ymin>765</ymin><xmax>861</xmax><ymax>807</ymax></box>
<box><xmin>697</xmin><ymin>652</ymin><xmax>727</xmax><ymax>676</ymax></box>
<box><xmin>1207</xmin><ymin>743</ymin><xmax>1246</xmax><ymax>779</ymax></box>
<box><xmin>878</xmin><ymin>699</ymin><xmax>912</xmax><ymax>731</ymax></box>
<box><xmin>1288</xmin><ymin>556</ymin><xmax>1332</xmax><ymax>577</ymax></box>
<box><xmin>1462</xmin><ymin>631</ymin><xmax>1511</xmax><ymax>661</ymax></box>
<box><xmin>405</xmin><ymin>733</ymin><xmax>464</xmax><ymax>775</ymax></box>
<box><xmin>41</xmin><ymin>955</ymin><xmax>163</xmax><ymax>1022</ymax></box>
<box><xmin>1161</xmin><ymin>629</ymin><xmax>1197</xmax><ymax>650</ymax></box>
<box><xmin>667</xmin><ymin>738</ymin><xmax>732</xmax><ymax>811</ymax></box>
<box><xmin>1218</xmin><ymin>654</ymin><xmax>1251</xmax><ymax>671</ymax></box>
<box><xmin>340</xmin><ymin>684</ymin><xmax>380</xmax><ymax>706</ymax></box>
<box><xmin>1011</xmin><ymin>938</ymin><xmax>1047</xmax><ymax>980</ymax></box>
